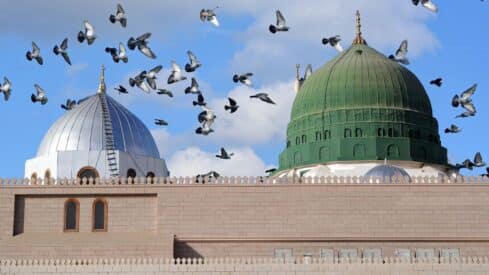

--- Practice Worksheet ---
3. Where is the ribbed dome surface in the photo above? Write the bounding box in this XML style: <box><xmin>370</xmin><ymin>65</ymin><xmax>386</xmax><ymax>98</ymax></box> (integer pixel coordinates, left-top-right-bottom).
<box><xmin>364</xmin><ymin>164</ymin><xmax>411</xmax><ymax>179</ymax></box>
<box><xmin>37</xmin><ymin>93</ymin><xmax>160</xmax><ymax>158</ymax></box>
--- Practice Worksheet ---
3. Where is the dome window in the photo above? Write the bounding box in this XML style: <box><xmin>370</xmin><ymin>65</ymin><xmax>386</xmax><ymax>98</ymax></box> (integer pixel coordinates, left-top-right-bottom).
<box><xmin>301</xmin><ymin>135</ymin><xmax>307</xmax><ymax>143</ymax></box>
<box><xmin>344</xmin><ymin>129</ymin><xmax>352</xmax><ymax>138</ymax></box>
<box><xmin>377</xmin><ymin>128</ymin><xmax>386</xmax><ymax>137</ymax></box>
<box><xmin>77</xmin><ymin>166</ymin><xmax>99</xmax><ymax>181</ymax></box>
<box><xmin>146</xmin><ymin>172</ymin><xmax>155</xmax><ymax>184</ymax></box>
<box><xmin>127</xmin><ymin>168</ymin><xmax>137</xmax><ymax>179</ymax></box>
<box><xmin>315</xmin><ymin>131</ymin><xmax>322</xmax><ymax>141</ymax></box>
<box><xmin>324</xmin><ymin>130</ymin><xmax>331</xmax><ymax>139</ymax></box>
<box><xmin>295</xmin><ymin>137</ymin><xmax>300</xmax><ymax>145</ymax></box>
<box><xmin>355</xmin><ymin>128</ymin><xmax>363</xmax><ymax>137</ymax></box>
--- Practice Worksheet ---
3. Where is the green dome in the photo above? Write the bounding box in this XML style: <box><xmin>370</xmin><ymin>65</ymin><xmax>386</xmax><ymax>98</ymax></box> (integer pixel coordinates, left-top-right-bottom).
<box><xmin>278</xmin><ymin>43</ymin><xmax>448</xmax><ymax>171</ymax></box>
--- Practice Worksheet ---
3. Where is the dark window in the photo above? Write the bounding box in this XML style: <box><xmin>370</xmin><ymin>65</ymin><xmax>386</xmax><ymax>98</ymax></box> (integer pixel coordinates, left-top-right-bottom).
<box><xmin>296</xmin><ymin>137</ymin><xmax>300</xmax><ymax>145</ymax></box>
<box><xmin>44</xmin><ymin>170</ymin><xmax>51</xmax><ymax>183</ymax></box>
<box><xmin>77</xmin><ymin>167</ymin><xmax>99</xmax><ymax>180</ymax></box>
<box><xmin>93</xmin><ymin>199</ymin><xmax>107</xmax><ymax>231</ymax></box>
<box><xmin>286</xmin><ymin>140</ymin><xmax>291</xmax><ymax>148</ymax></box>
<box><xmin>415</xmin><ymin>130</ymin><xmax>421</xmax><ymax>139</ymax></box>
<box><xmin>315</xmin><ymin>131</ymin><xmax>322</xmax><ymax>141</ymax></box>
<box><xmin>64</xmin><ymin>199</ymin><xmax>79</xmax><ymax>232</ymax></box>
<box><xmin>324</xmin><ymin>130</ymin><xmax>331</xmax><ymax>139</ymax></box>
<box><xmin>344</xmin><ymin>129</ymin><xmax>352</xmax><ymax>138</ymax></box>
<box><xmin>377</xmin><ymin>128</ymin><xmax>386</xmax><ymax>137</ymax></box>
<box><xmin>408</xmin><ymin>129</ymin><xmax>414</xmax><ymax>138</ymax></box>
<box><xmin>301</xmin><ymin>135</ymin><xmax>307</xmax><ymax>143</ymax></box>
<box><xmin>355</xmin><ymin>128</ymin><xmax>363</xmax><ymax>137</ymax></box>
<box><xmin>146</xmin><ymin>172</ymin><xmax>155</xmax><ymax>184</ymax></box>
<box><xmin>127</xmin><ymin>168</ymin><xmax>137</xmax><ymax>179</ymax></box>
<box><xmin>388</xmin><ymin>128</ymin><xmax>393</xmax><ymax>137</ymax></box>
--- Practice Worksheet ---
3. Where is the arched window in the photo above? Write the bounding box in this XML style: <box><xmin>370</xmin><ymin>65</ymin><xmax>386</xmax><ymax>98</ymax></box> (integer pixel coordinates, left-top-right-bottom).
<box><xmin>344</xmin><ymin>129</ymin><xmax>352</xmax><ymax>138</ymax></box>
<box><xmin>387</xmin><ymin>144</ymin><xmax>400</xmax><ymax>157</ymax></box>
<box><xmin>315</xmin><ymin>131</ymin><xmax>322</xmax><ymax>141</ymax></box>
<box><xmin>355</xmin><ymin>128</ymin><xmax>363</xmax><ymax>137</ymax></box>
<box><xmin>146</xmin><ymin>172</ymin><xmax>155</xmax><ymax>184</ymax></box>
<box><xmin>92</xmin><ymin>199</ymin><xmax>108</xmax><ymax>232</ymax></box>
<box><xmin>301</xmin><ymin>135</ymin><xmax>307</xmax><ymax>143</ymax></box>
<box><xmin>377</xmin><ymin>128</ymin><xmax>386</xmax><ymax>137</ymax></box>
<box><xmin>127</xmin><ymin>168</ymin><xmax>137</xmax><ymax>179</ymax></box>
<box><xmin>44</xmin><ymin>169</ymin><xmax>51</xmax><ymax>183</ymax></box>
<box><xmin>30</xmin><ymin>172</ymin><xmax>37</xmax><ymax>184</ymax></box>
<box><xmin>388</xmin><ymin>128</ymin><xmax>394</xmax><ymax>137</ymax></box>
<box><xmin>324</xmin><ymin>130</ymin><xmax>331</xmax><ymax>139</ymax></box>
<box><xmin>64</xmin><ymin>199</ymin><xmax>79</xmax><ymax>232</ymax></box>
<box><xmin>77</xmin><ymin>166</ymin><xmax>99</xmax><ymax>180</ymax></box>
<box><xmin>296</xmin><ymin>137</ymin><xmax>300</xmax><ymax>145</ymax></box>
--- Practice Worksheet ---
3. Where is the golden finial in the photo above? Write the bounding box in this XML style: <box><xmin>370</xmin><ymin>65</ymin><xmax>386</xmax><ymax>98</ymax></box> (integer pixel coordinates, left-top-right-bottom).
<box><xmin>352</xmin><ymin>10</ymin><xmax>366</xmax><ymax>45</ymax></box>
<box><xmin>97</xmin><ymin>64</ymin><xmax>106</xmax><ymax>94</ymax></box>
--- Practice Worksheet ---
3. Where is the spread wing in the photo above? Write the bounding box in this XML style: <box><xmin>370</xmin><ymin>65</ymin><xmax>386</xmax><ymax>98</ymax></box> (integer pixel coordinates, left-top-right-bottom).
<box><xmin>119</xmin><ymin>42</ymin><xmax>126</xmax><ymax>55</ymax></box>
<box><xmin>304</xmin><ymin>64</ymin><xmax>313</xmax><ymax>80</ymax></box>
<box><xmin>171</xmin><ymin>61</ymin><xmax>181</xmax><ymax>73</ymax></box>
<box><xmin>460</xmin><ymin>83</ymin><xmax>477</xmax><ymax>100</ymax></box>
<box><xmin>191</xmin><ymin>77</ymin><xmax>199</xmax><ymax>88</ymax></box>
<box><xmin>32</xmin><ymin>42</ymin><xmax>40</xmax><ymax>55</ymax></box>
<box><xmin>139</xmin><ymin>45</ymin><xmax>156</xmax><ymax>59</ymax></box>
<box><xmin>61</xmin><ymin>52</ymin><xmax>72</xmax><ymax>65</ymax></box>
<box><xmin>396</xmin><ymin>40</ymin><xmax>408</xmax><ymax>58</ymax></box>
<box><xmin>276</xmin><ymin>10</ymin><xmax>286</xmax><ymax>27</ymax></box>
<box><xmin>188</xmin><ymin>51</ymin><xmax>199</xmax><ymax>65</ymax></box>
<box><xmin>462</xmin><ymin>102</ymin><xmax>476</xmax><ymax>113</ymax></box>
<box><xmin>34</xmin><ymin>84</ymin><xmax>45</xmax><ymax>97</ymax></box>
<box><xmin>137</xmin><ymin>32</ymin><xmax>151</xmax><ymax>41</ymax></box>
<box><xmin>228</xmin><ymin>97</ymin><xmax>237</xmax><ymax>106</ymax></box>
<box><xmin>84</xmin><ymin>21</ymin><xmax>95</xmax><ymax>36</ymax></box>
<box><xmin>220</xmin><ymin>148</ymin><xmax>227</xmax><ymax>156</ymax></box>
<box><xmin>150</xmin><ymin>65</ymin><xmax>163</xmax><ymax>74</ymax></box>
<box><xmin>60</xmin><ymin>38</ymin><xmax>68</xmax><ymax>50</ymax></box>
<box><xmin>117</xmin><ymin>3</ymin><xmax>125</xmax><ymax>15</ymax></box>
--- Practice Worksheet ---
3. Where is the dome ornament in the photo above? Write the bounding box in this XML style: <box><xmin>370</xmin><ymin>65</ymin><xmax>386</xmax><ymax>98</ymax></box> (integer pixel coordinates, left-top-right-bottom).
<box><xmin>352</xmin><ymin>10</ymin><xmax>366</xmax><ymax>45</ymax></box>
<box><xmin>97</xmin><ymin>64</ymin><xmax>106</xmax><ymax>94</ymax></box>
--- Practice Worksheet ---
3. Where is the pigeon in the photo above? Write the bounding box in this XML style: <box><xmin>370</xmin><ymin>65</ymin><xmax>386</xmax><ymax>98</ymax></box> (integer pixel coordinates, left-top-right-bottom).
<box><xmin>455</xmin><ymin>159</ymin><xmax>474</xmax><ymax>171</ymax></box>
<box><xmin>77</xmin><ymin>20</ymin><xmax>96</xmax><ymax>45</ymax></box>
<box><xmin>198</xmin><ymin>106</ymin><xmax>216</xmax><ymax>125</ymax></box>
<box><xmin>195</xmin><ymin>171</ymin><xmax>220</xmax><ymax>182</ymax></box>
<box><xmin>195</xmin><ymin>124</ymin><xmax>214</xmax><ymax>135</ymax></box>
<box><xmin>31</xmin><ymin>84</ymin><xmax>48</xmax><ymax>105</ymax></box>
<box><xmin>143</xmin><ymin>65</ymin><xmax>163</xmax><ymax>89</ymax></box>
<box><xmin>193</xmin><ymin>93</ymin><xmax>206</xmax><ymax>106</ymax></box>
<box><xmin>224</xmin><ymin>97</ymin><xmax>239</xmax><ymax>113</ymax></box>
<box><xmin>294</xmin><ymin>64</ymin><xmax>312</xmax><ymax>93</ymax></box>
<box><xmin>114</xmin><ymin>85</ymin><xmax>128</xmax><ymax>94</ymax></box>
<box><xmin>109</xmin><ymin>3</ymin><xmax>127</xmax><ymax>27</ymax></box>
<box><xmin>430</xmin><ymin>78</ymin><xmax>442</xmax><ymax>87</ymax></box>
<box><xmin>105</xmin><ymin>43</ymin><xmax>128</xmax><ymax>63</ymax></box>
<box><xmin>157</xmin><ymin>89</ymin><xmax>173</xmax><ymax>97</ymax></box>
<box><xmin>412</xmin><ymin>0</ymin><xmax>438</xmax><ymax>13</ymax></box>
<box><xmin>53</xmin><ymin>38</ymin><xmax>71</xmax><ymax>65</ymax></box>
<box><xmin>265</xmin><ymin>168</ymin><xmax>277</xmax><ymax>174</ymax></box>
<box><xmin>168</xmin><ymin>61</ymin><xmax>187</xmax><ymax>84</ymax></box>
<box><xmin>0</xmin><ymin>77</ymin><xmax>12</xmax><ymax>101</ymax></box>
<box><xmin>322</xmin><ymin>35</ymin><xmax>343</xmax><ymax>52</ymax></box>
<box><xmin>444</xmin><ymin>124</ymin><xmax>461</xmax><ymax>134</ymax></box>
<box><xmin>199</xmin><ymin>6</ymin><xmax>220</xmax><ymax>27</ymax></box>
<box><xmin>185</xmin><ymin>51</ymin><xmax>202</xmax><ymax>72</ymax></box>
<box><xmin>232</xmin><ymin>73</ymin><xmax>253</xmax><ymax>87</ymax></box>
<box><xmin>185</xmin><ymin>78</ymin><xmax>201</xmax><ymax>94</ymax></box>
<box><xmin>250</xmin><ymin>93</ymin><xmax>276</xmax><ymax>104</ymax></box>
<box><xmin>389</xmin><ymin>40</ymin><xmax>409</xmax><ymax>65</ymax></box>
<box><xmin>269</xmin><ymin>10</ymin><xmax>289</xmax><ymax>33</ymax></box>
<box><xmin>216</xmin><ymin>147</ymin><xmax>234</xmax><ymax>159</ymax></box>
<box><xmin>154</xmin><ymin>119</ymin><xmax>168</xmax><ymax>126</ymax></box>
<box><xmin>482</xmin><ymin>167</ymin><xmax>489</xmax><ymax>178</ymax></box>
<box><xmin>129</xmin><ymin>72</ymin><xmax>151</xmax><ymax>93</ymax></box>
<box><xmin>452</xmin><ymin>83</ymin><xmax>477</xmax><ymax>117</ymax></box>
<box><xmin>26</xmin><ymin>42</ymin><xmax>43</xmax><ymax>65</ymax></box>
<box><xmin>473</xmin><ymin>152</ymin><xmax>486</xmax><ymax>167</ymax></box>
<box><xmin>60</xmin><ymin>99</ymin><xmax>76</xmax><ymax>111</ymax></box>
<box><xmin>127</xmin><ymin>32</ymin><xmax>156</xmax><ymax>59</ymax></box>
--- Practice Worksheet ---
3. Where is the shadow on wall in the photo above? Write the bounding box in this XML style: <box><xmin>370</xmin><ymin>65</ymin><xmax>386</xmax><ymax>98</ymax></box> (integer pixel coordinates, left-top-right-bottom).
<box><xmin>174</xmin><ymin>241</ymin><xmax>203</xmax><ymax>259</ymax></box>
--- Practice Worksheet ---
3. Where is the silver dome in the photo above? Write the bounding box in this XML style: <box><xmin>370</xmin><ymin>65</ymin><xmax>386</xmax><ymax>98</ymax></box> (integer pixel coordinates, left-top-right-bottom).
<box><xmin>364</xmin><ymin>164</ymin><xmax>411</xmax><ymax>180</ymax></box>
<box><xmin>37</xmin><ymin>93</ymin><xmax>160</xmax><ymax>158</ymax></box>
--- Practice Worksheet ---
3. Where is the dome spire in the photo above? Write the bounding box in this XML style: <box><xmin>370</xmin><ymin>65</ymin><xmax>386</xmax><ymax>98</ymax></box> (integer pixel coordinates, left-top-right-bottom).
<box><xmin>352</xmin><ymin>10</ymin><xmax>366</xmax><ymax>45</ymax></box>
<box><xmin>97</xmin><ymin>65</ymin><xmax>106</xmax><ymax>94</ymax></box>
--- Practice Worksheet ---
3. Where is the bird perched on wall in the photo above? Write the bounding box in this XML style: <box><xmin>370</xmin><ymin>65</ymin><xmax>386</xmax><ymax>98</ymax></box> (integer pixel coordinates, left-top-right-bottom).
<box><xmin>31</xmin><ymin>84</ymin><xmax>48</xmax><ymax>105</ymax></box>
<box><xmin>216</xmin><ymin>147</ymin><xmax>234</xmax><ymax>159</ymax></box>
<box><xmin>168</xmin><ymin>61</ymin><xmax>187</xmax><ymax>84</ymax></box>
<box><xmin>250</xmin><ymin>93</ymin><xmax>276</xmax><ymax>104</ymax></box>
<box><xmin>444</xmin><ymin>124</ymin><xmax>461</xmax><ymax>134</ymax></box>
<box><xmin>154</xmin><ymin>119</ymin><xmax>168</xmax><ymax>126</ymax></box>
<box><xmin>109</xmin><ymin>4</ymin><xmax>127</xmax><ymax>27</ymax></box>
<box><xmin>114</xmin><ymin>85</ymin><xmax>128</xmax><ymax>94</ymax></box>
<box><xmin>452</xmin><ymin>83</ymin><xmax>477</xmax><ymax>118</ymax></box>
<box><xmin>129</xmin><ymin>71</ymin><xmax>150</xmax><ymax>93</ymax></box>
<box><xmin>77</xmin><ymin>20</ymin><xmax>96</xmax><ymax>45</ymax></box>
<box><xmin>200</xmin><ymin>6</ymin><xmax>220</xmax><ymax>27</ymax></box>
<box><xmin>224</xmin><ymin>97</ymin><xmax>239</xmax><ymax>113</ymax></box>
<box><xmin>60</xmin><ymin>99</ymin><xmax>76</xmax><ymax>111</ymax></box>
<box><xmin>269</xmin><ymin>10</ymin><xmax>289</xmax><ymax>33</ymax></box>
<box><xmin>0</xmin><ymin>77</ymin><xmax>12</xmax><ymax>101</ymax></box>
<box><xmin>127</xmin><ymin>32</ymin><xmax>156</xmax><ymax>59</ymax></box>
<box><xmin>143</xmin><ymin>65</ymin><xmax>163</xmax><ymax>90</ymax></box>
<box><xmin>322</xmin><ymin>35</ymin><xmax>343</xmax><ymax>52</ymax></box>
<box><xmin>157</xmin><ymin>89</ymin><xmax>173</xmax><ymax>97</ymax></box>
<box><xmin>105</xmin><ymin>43</ymin><xmax>128</xmax><ymax>63</ymax></box>
<box><xmin>53</xmin><ymin>38</ymin><xmax>72</xmax><ymax>65</ymax></box>
<box><xmin>473</xmin><ymin>152</ymin><xmax>486</xmax><ymax>167</ymax></box>
<box><xmin>193</xmin><ymin>93</ymin><xmax>206</xmax><ymax>106</ymax></box>
<box><xmin>185</xmin><ymin>78</ymin><xmax>201</xmax><ymax>94</ymax></box>
<box><xmin>389</xmin><ymin>40</ymin><xmax>409</xmax><ymax>65</ymax></box>
<box><xmin>195</xmin><ymin>171</ymin><xmax>220</xmax><ymax>182</ymax></box>
<box><xmin>26</xmin><ymin>42</ymin><xmax>43</xmax><ymax>65</ymax></box>
<box><xmin>233</xmin><ymin>73</ymin><xmax>253</xmax><ymax>87</ymax></box>
<box><xmin>430</xmin><ymin>78</ymin><xmax>442</xmax><ymax>87</ymax></box>
<box><xmin>294</xmin><ymin>64</ymin><xmax>312</xmax><ymax>93</ymax></box>
<box><xmin>185</xmin><ymin>51</ymin><xmax>201</xmax><ymax>72</ymax></box>
<box><xmin>412</xmin><ymin>0</ymin><xmax>438</xmax><ymax>13</ymax></box>
<box><xmin>482</xmin><ymin>167</ymin><xmax>489</xmax><ymax>178</ymax></box>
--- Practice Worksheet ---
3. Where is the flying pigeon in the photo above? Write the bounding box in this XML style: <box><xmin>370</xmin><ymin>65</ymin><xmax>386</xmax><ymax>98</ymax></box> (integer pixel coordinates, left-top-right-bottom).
<box><xmin>193</xmin><ymin>93</ymin><xmax>206</xmax><ymax>106</ymax></box>
<box><xmin>168</xmin><ymin>61</ymin><xmax>187</xmax><ymax>84</ymax></box>
<box><xmin>224</xmin><ymin>97</ymin><xmax>239</xmax><ymax>113</ymax></box>
<box><xmin>269</xmin><ymin>10</ymin><xmax>289</xmax><ymax>33</ymax></box>
<box><xmin>31</xmin><ymin>84</ymin><xmax>48</xmax><ymax>105</ymax></box>
<box><xmin>77</xmin><ymin>20</ymin><xmax>96</xmax><ymax>45</ymax></box>
<box><xmin>322</xmin><ymin>35</ymin><xmax>343</xmax><ymax>52</ymax></box>
<box><xmin>114</xmin><ymin>85</ymin><xmax>128</xmax><ymax>94</ymax></box>
<box><xmin>389</xmin><ymin>40</ymin><xmax>409</xmax><ymax>65</ymax></box>
<box><xmin>0</xmin><ymin>77</ymin><xmax>12</xmax><ymax>101</ymax></box>
<box><xmin>250</xmin><ymin>93</ymin><xmax>276</xmax><ymax>104</ymax></box>
<box><xmin>127</xmin><ymin>32</ymin><xmax>156</xmax><ymax>59</ymax></box>
<box><xmin>473</xmin><ymin>152</ymin><xmax>486</xmax><ymax>167</ymax></box>
<box><xmin>216</xmin><ymin>147</ymin><xmax>234</xmax><ymax>159</ymax></box>
<box><xmin>109</xmin><ymin>3</ymin><xmax>127</xmax><ymax>27</ymax></box>
<box><xmin>455</xmin><ymin>159</ymin><xmax>475</xmax><ymax>171</ymax></box>
<box><xmin>197</xmin><ymin>106</ymin><xmax>216</xmax><ymax>135</ymax></box>
<box><xmin>60</xmin><ymin>99</ymin><xmax>76</xmax><ymax>111</ymax></box>
<box><xmin>233</xmin><ymin>73</ymin><xmax>253</xmax><ymax>87</ymax></box>
<box><xmin>294</xmin><ymin>64</ymin><xmax>312</xmax><ymax>93</ymax></box>
<box><xmin>412</xmin><ymin>0</ymin><xmax>438</xmax><ymax>13</ymax></box>
<box><xmin>444</xmin><ymin>124</ymin><xmax>461</xmax><ymax>134</ymax></box>
<box><xmin>430</xmin><ymin>78</ymin><xmax>442</xmax><ymax>87</ymax></box>
<box><xmin>53</xmin><ymin>38</ymin><xmax>71</xmax><ymax>65</ymax></box>
<box><xmin>195</xmin><ymin>124</ymin><xmax>214</xmax><ymax>135</ymax></box>
<box><xmin>185</xmin><ymin>78</ymin><xmax>201</xmax><ymax>94</ymax></box>
<box><xmin>143</xmin><ymin>65</ymin><xmax>163</xmax><ymax>89</ymax></box>
<box><xmin>105</xmin><ymin>43</ymin><xmax>128</xmax><ymax>63</ymax></box>
<box><xmin>157</xmin><ymin>89</ymin><xmax>173</xmax><ymax>97</ymax></box>
<box><xmin>452</xmin><ymin>83</ymin><xmax>477</xmax><ymax>118</ymax></box>
<box><xmin>199</xmin><ymin>6</ymin><xmax>220</xmax><ymax>27</ymax></box>
<box><xmin>265</xmin><ymin>168</ymin><xmax>277</xmax><ymax>174</ymax></box>
<box><xmin>185</xmin><ymin>51</ymin><xmax>202</xmax><ymax>72</ymax></box>
<box><xmin>129</xmin><ymin>71</ymin><xmax>150</xmax><ymax>93</ymax></box>
<box><xmin>26</xmin><ymin>42</ymin><xmax>43</xmax><ymax>65</ymax></box>
<box><xmin>154</xmin><ymin>119</ymin><xmax>168</xmax><ymax>126</ymax></box>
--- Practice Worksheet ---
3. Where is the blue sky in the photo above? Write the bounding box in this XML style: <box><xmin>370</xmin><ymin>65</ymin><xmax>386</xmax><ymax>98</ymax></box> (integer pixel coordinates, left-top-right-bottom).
<box><xmin>0</xmin><ymin>0</ymin><xmax>487</xmax><ymax>177</ymax></box>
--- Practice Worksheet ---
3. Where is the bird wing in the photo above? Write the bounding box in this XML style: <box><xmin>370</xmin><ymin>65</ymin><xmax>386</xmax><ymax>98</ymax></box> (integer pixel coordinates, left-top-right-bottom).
<box><xmin>460</xmin><ymin>83</ymin><xmax>477</xmax><ymax>100</ymax></box>
<box><xmin>209</xmin><ymin>15</ymin><xmax>220</xmax><ymax>27</ymax></box>
<box><xmin>84</xmin><ymin>21</ymin><xmax>95</xmax><ymax>36</ymax></box>
<box><xmin>412</xmin><ymin>0</ymin><xmax>420</xmax><ymax>5</ymax></box>
<box><xmin>137</xmin><ymin>32</ymin><xmax>151</xmax><ymax>41</ymax></box>
<box><xmin>198</xmin><ymin>93</ymin><xmax>204</xmax><ymax>102</ymax></box>
<box><xmin>276</xmin><ymin>10</ymin><xmax>286</xmax><ymax>27</ymax></box>
<box><xmin>119</xmin><ymin>42</ymin><xmax>126</xmax><ymax>55</ymax></box>
<box><xmin>60</xmin><ymin>38</ymin><xmax>68</xmax><ymax>50</ymax></box>
<box><xmin>396</xmin><ymin>40</ymin><xmax>408</xmax><ymax>58</ymax></box>
<box><xmin>187</xmin><ymin>51</ymin><xmax>200</xmax><ymax>65</ymax></box>
<box><xmin>139</xmin><ymin>81</ymin><xmax>151</xmax><ymax>93</ymax></box>
<box><xmin>421</xmin><ymin>0</ymin><xmax>438</xmax><ymax>12</ymax></box>
<box><xmin>304</xmin><ymin>64</ymin><xmax>313</xmax><ymax>80</ymax></box>
<box><xmin>245</xmin><ymin>72</ymin><xmax>253</xmax><ymax>77</ymax></box>
<box><xmin>462</xmin><ymin>102</ymin><xmax>476</xmax><ymax>113</ymax></box>
<box><xmin>139</xmin><ymin>45</ymin><xmax>156</xmax><ymax>58</ymax></box>
<box><xmin>228</xmin><ymin>97</ymin><xmax>237</xmax><ymax>106</ymax></box>
<box><xmin>34</xmin><ymin>84</ymin><xmax>45</xmax><ymax>97</ymax></box>
<box><xmin>334</xmin><ymin>42</ymin><xmax>344</xmax><ymax>53</ymax></box>
<box><xmin>171</xmin><ymin>61</ymin><xmax>181</xmax><ymax>73</ymax></box>
<box><xmin>474</xmin><ymin>152</ymin><xmax>484</xmax><ymax>164</ymax></box>
<box><xmin>117</xmin><ymin>3</ymin><xmax>125</xmax><ymax>15</ymax></box>
<box><xmin>32</xmin><ymin>42</ymin><xmax>40</xmax><ymax>55</ymax></box>
<box><xmin>61</xmin><ymin>52</ymin><xmax>72</xmax><ymax>65</ymax></box>
<box><xmin>150</xmin><ymin>65</ymin><xmax>163</xmax><ymax>74</ymax></box>
<box><xmin>3</xmin><ymin>77</ymin><xmax>10</xmax><ymax>89</ymax></box>
<box><xmin>220</xmin><ymin>147</ymin><xmax>226</xmax><ymax>156</ymax></box>
<box><xmin>191</xmin><ymin>77</ymin><xmax>199</xmax><ymax>88</ymax></box>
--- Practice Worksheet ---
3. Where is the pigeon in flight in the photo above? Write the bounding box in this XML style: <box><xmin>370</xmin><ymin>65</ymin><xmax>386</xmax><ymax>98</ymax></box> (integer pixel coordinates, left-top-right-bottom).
<box><xmin>444</xmin><ymin>124</ymin><xmax>461</xmax><ymax>134</ymax></box>
<box><xmin>185</xmin><ymin>78</ymin><xmax>201</xmax><ymax>94</ymax></box>
<box><xmin>129</xmin><ymin>72</ymin><xmax>151</xmax><ymax>93</ymax></box>
<box><xmin>193</xmin><ymin>93</ymin><xmax>206</xmax><ymax>106</ymax></box>
<box><xmin>31</xmin><ymin>84</ymin><xmax>48</xmax><ymax>105</ymax></box>
<box><xmin>0</xmin><ymin>77</ymin><xmax>12</xmax><ymax>101</ymax></box>
<box><xmin>127</xmin><ymin>32</ymin><xmax>156</xmax><ymax>59</ymax></box>
<box><xmin>430</xmin><ymin>78</ymin><xmax>442</xmax><ymax>87</ymax></box>
<box><xmin>185</xmin><ymin>51</ymin><xmax>202</xmax><ymax>72</ymax></box>
<box><xmin>154</xmin><ymin>119</ymin><xmax>168</xmax><ymax>126</ymax></box>
<box><xmin>77</xmin><ymin>20</ymin><xmax>96</xmax><ymax>45</ymax></box>
<box><xmin>224</xmin><ymin>97</ymin><xmax>239</xmax><ymax>113</ymax></box>
<box><xmin>157</xmin><ymin>89</ymin><xmax>173</xmax><ymax>97</ymax></box>
<box><xmin>26</xmin><ymin>42</ymin><xmax>43</xmax><ymax>65</ymax></box>
<box><xmin>114</xmin><ymin>85</ymin><xmax>128</xmax><ymax>94</ymax></box>
<box><xmin>233</xmin><ymin>73</ymin><xmax>253</xmax><ymax>87</ymax></box>
<box><xmin>294</xmin><ymin>64</ymin><xmax>312</xmax><ymax>93</ymax></box>
<box><xmin>412</xmin><ymin>0</ymin><xmax>438</xmax><ymax>13</ymax></box>
<box><xmin>322</xmin><ymin>35</ymin><xmax>343</xmax><ymax>52</ymax></box>
<box><xmin>60</xmin><ymin>99</ymin><xmax>76</xmax><ymax>111</ymax></box>
<box><xmin>389</xmin><ymin>40</ymin><xmax>409</xmax><ymax>65</ymax></box>
<box><xmin>196</xmin><ymin>106</ymin><xmax>216</xmax><ymax>135</ymax></box>
<box><xmin>216</xmin><ymin>147</ymin><xmax>234</xmax><ymax>159</ymax></box>
<box><xmin>109</xmin><ymin>3</ymin><xmax>127</xmax><ymax>27</ymax></box>
<box><xmin>200</xmin><ymin>6</ymin><xmax>220</xmax><ymax>27</ymax></box>
<box><xmin>452</xmin><ymin>83</ymin><xmax>477</xmax><ymax>118</ymax></box>
<box><xmin>53</xmin><ymin>38</ymin><xmax>71</xmax><ymax>65</ymax></box>
<box><xmin>105</xmin><ymin>43</ymin><xmax>128</xmax><ymax>63</ymax></box>
<box><xmin>250</xmin><ymin>93</ymin><xmax>276</xmax><ymax>104</ymax></box>
<box><xmin>168</xmin><ymin>61</ymin><xmax>187</xmax><ymax>84</ymax></box>
<box><xmin>196</xmin><ymin>124</ymin><xmax>214</xmax><ymax>135</ymax></box>
<box><xmin>473</xmin><ymin>152</ymin><xmax>486</xmax><ymax>167</ymax></box>
<box><xmin>455</xmin><ymin>159</ymin><xmax>475</xmax><ymax>171</ymax></box>
<box><xmin>265</xmin><ymin>168</ymin><xmax>277</xmax><ymax>174</ymax></box>
<box><xmin>269</xmin><ymin>10</ymin><xmax>289</xmax><ymax>33</ymax></box>
<box><xmin>143</xmin><ymin>65</ymin><xmax>163</xmax><ymax>90</ymax></box>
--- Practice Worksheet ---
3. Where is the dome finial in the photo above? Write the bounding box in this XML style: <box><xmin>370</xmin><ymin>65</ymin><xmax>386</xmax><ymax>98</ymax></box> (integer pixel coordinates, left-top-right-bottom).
<box><xmin>353</xmin><ymin>10</ymin><xmax>366</xmax><ymax>45</ymax></box>
<box><xmin>97</xmin><ymin>64</ymin><xmax>106</xmax><ymax>94</ymax></box>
